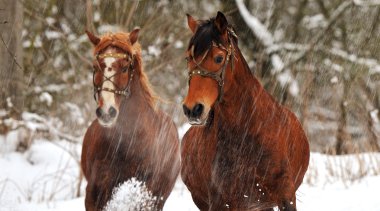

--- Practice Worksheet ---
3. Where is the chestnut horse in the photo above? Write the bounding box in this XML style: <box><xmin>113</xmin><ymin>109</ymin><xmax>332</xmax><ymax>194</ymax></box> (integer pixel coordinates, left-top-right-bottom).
<box><xmin>181</xmin><ymin>12</ymin><xmax>310</xmax><ymax>211</ymax></box>
<box><xmin>81</xmin><ymin>29</ymin><xmax>180</xmax><ymax>211</ymax></box>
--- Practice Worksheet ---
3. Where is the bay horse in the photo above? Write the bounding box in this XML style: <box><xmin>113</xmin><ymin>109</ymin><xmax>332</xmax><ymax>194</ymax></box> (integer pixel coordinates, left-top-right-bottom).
<box><xmin>81</xmin><ymin>29</ymin><xmax>181</xmax><ymax>211</ymax></box>
<box><xmin>181</xmin><ymin>12</ymin><xmax>310</xmax><ymax>211</ymax></box>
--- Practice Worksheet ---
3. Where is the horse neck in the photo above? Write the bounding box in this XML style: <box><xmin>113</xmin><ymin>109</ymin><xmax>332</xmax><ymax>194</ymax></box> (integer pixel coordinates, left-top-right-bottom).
<box><xmin>214</xmin><ymin>47</ymin><xmax>271</xmax><ymax>126</ymax></box>
<box><xmin>117</xmin><ymin>70</ymin><xmax>156</xmax><ymax>130</ymax></box>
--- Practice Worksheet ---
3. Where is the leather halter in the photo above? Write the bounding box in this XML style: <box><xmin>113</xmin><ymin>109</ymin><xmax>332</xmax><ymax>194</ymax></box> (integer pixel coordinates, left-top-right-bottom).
<box><xmin>93</xmin><ymin>52</ymin><xmax>135</xmax><ymax>101</ymax></box>
<box><xmin>187</xmin><ymin>33</ymin><xmax>235</xmax><ymax>103</ymax></box>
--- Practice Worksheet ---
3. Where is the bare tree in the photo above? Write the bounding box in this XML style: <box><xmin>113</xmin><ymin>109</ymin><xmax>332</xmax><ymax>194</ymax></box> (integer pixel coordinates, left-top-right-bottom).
<box><xmin>0</xmin><ymin>0</ymin><xmax>24</xmax><ymax>121</ymax></box>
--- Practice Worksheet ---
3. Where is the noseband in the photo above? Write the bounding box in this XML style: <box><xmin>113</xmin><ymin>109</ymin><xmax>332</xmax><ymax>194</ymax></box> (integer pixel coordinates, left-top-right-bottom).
<box><xmin>188</xmin><ymin>31</ymin><xmax>235</xmax><ymax>103</ymax></box>
<box><xmin>93</xmin><ymin>52</ymin><xmax>135</xmax><ymax>101</ymax></box>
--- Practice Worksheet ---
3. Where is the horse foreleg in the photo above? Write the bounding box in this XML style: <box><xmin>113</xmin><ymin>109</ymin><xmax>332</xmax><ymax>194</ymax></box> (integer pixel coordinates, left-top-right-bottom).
<box><xmin>278</xmin><ymin>200</ymin><xmax>296</xmax><ymax>211</ymax></box>
<box><xmin>190</xmin><ymin>193</ymin><xmax>209</xmax><ymax>211</ymax></box>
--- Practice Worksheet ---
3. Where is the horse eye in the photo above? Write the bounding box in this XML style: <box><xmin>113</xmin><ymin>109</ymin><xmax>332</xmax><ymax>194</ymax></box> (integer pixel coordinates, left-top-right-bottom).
<box><xmin>214</xmin><ymin>56</ymin><xmax>223</xmax><ymax>64</ymax></box>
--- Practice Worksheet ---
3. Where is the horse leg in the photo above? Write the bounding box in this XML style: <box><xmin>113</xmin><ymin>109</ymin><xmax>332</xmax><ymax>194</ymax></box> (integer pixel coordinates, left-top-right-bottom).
<box><xmin>278</xmin><ymin>193</ymin><xmax>297</xmax><ymax>211</ymax></box>
<box><xmin>84</xmin><ymin>192</ymin><xmax>96</xmax><ymax>211</ymax></box>
<box><xmin>278</xmin><ymin>200</ymin><xmax>296</xmax><ymax>211</ymax></box>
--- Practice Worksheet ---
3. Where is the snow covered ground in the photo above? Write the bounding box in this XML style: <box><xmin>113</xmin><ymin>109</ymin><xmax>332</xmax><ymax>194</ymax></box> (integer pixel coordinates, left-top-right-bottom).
<box><xmin>1</xmin><ymin>131</ymin><xmax>380</xmax><ymax>211</ymax></box>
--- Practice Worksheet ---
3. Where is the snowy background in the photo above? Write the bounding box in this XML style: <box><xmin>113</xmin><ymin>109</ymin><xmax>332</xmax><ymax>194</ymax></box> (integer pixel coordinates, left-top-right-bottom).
<box><xmin>1</xmin><ymin>0</ymin><xmax>380</xmax><ymax>210</ymax></box>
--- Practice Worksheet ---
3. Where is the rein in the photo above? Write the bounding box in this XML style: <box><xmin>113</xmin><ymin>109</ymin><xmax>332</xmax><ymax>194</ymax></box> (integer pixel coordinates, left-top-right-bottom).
<box><xmin>188</xmin><ymin>31</ymin><xmax>236</xmax><ymax>103</ymax></box>
<box><xmin>93</xmin><ymin>52</ymin><xmax>135</xmax><ymax>101</ymax></box>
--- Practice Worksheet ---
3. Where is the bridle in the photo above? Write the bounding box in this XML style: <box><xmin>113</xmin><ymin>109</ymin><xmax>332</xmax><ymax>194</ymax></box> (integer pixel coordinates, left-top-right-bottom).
<box><xmin>187</xmin><ymin>29</ymin><xmax>236</xmax><ymax>103</ymax></box>
<box><xmin>92</xmin><ymin>52</ymin><xmax>135</xmax><ymax>101</ymax></box>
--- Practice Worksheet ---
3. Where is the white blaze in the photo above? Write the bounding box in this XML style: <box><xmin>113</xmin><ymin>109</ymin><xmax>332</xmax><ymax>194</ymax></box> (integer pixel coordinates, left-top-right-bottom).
<box><xmin>102</xmin><ymin>49</ymin><xmax>117</xmax><ymax>111</ymax></box>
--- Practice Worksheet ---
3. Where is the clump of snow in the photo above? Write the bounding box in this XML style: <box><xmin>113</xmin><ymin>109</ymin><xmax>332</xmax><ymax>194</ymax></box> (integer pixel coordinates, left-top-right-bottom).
<box><xmin>45</xmin><ymin>31</ymin><xmax>62</xmax><ymax>40</ymax></box>
<box><xmin>330</xmin><ymin>76</ymin><xmax>339</xmax><ymax>84</ymax></box>
<box><xmin>94</xmin><ymin>12</ymin><xmax>101</xmax><ymax>22</ymax></box>
<box><xmin>0</xmin><ymin>130</ymin><xmax>20</xmax><ymax>154</ymax></box>
<box><xmin>22</xmin><ymin>112</ymin><xmax>47</xmax><ymax>132</ymax></box>
<box><xmin>174</xmin><ymin>41</ymin><xmax>183</xmax><ymax>49</ymax></box>
<box><xmin>6</xmin><ymin>97</ymin><xmax>13</xmax><ymax>108</ymax></box>
<box><xmin>148</xmin><ymin>45</ymin><xmax>161</xmax><ymax>57</ymax></box>
<box><xmin>302</xmin><ymin>14</ymin><xmax>327</xmax><ymax>30</ymax></box>
<box><xmin>103</xmin><ymin>178</ymin><xmax>157</xmax><ymax>211</ymax></box>
<box><xmin>370</xmin><ymin>109</ymin><xmax>379</xmax><ymax>123</ymax></box>
<box><xmin>39</xmin><ymin>92</ymin><xmax>53</xmax><ymax>107</ymax></box>
<box><xmin>23</xmin><ymin>40</ymin><xmax>31</xmax><ymax>48</ymax></box>
<box><xmin>271</xmin><ymin>55</ymin><xmax>285</xmax><ymax>73</ymax></box>
<box><xmin>289</xmin><ymin>81</ymin><xmax>300</xmax><ymax>96</ymax></box>
<box><xmin>51</xmin><ymin>6</ymin><xmax>58</xmax><ymax>14</ymax></box>
<box><xmin>45</xmin><ymin>17</ymin><xmax>56</xmax><ymax>25</ymax></box>
<box><xmin>34</xmin><ymin>35</ymin><xmax>42</xmax><ymax>48</ymax></box>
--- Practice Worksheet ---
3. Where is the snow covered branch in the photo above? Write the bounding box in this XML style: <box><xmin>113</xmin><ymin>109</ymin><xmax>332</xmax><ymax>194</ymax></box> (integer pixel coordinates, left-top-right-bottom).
<box><xmin>235</xmin><ymin>0</ymin><xmax>299</xmax><ymax>96</ymax></box>
<box><xmin>1</xmin><ymin>112</ymin><xmax>81</xmax><ymax>143</ymax></box>
<box><xmin>354</xmin><ymin>0</ymin><xmax>380</xmax><ymax>6</ymax></box>
<box><xmin>282</xmin><ymin>0</ymin><xmax>354</xmax><ymax>70</ymax></box>
<box><xmin>268</xmin><ymin>43</ymin><xmax>380</xmax><ymax>74</ymax></box>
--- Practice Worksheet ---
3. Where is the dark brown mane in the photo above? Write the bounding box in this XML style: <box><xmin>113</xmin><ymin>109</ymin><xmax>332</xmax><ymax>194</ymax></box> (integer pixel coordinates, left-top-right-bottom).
<box><xmin>188</xmin><ymin>18</ymin><xmax>224</xmax><ymax>58</ymax></box>
<box><xmin>94</xmin><ymin>32</ymin><xmax>157</xmax><ymax>109</ymax></box>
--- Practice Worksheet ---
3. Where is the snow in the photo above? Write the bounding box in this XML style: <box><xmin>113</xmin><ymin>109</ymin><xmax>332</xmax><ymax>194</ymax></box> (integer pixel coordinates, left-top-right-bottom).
<box><xmin>235</xmin><ymin>0</ymin><xmax>274</xmax><ymax>47</ymax></box>
<box><xmin>148</xmin><ymin>45</ymin><xmax>162</xmax><ymax>57</ymax></box>
<box><xmin>94</xmin><ymin>12</ymin><xmax>101</xmax><ymax>22</ymax></box>
<box><xmin>1</xmin><ymin>128</ymin><xmax>380</xmax><ymax>211</ymax></box>
<box><xmin>39</xmin><ymin>92</ymin><xmax>53</xmax><ymax>107</ymax></box>
<box><xmin>236</xmin><ymin>0</ymin><xmax>299</xmax><ymax>97</ymax></box>
<box><xmin>370</xmin><ymin>109</ymin><xmax>379</xmax><ymax>123</ymax></box>
<box><xmin>330</xmin><ymin>76</ymin><xmax>339</xmax><ymax>84</ymax></box>
<box><xmin>174</xmin><ymin>40</ymin><xmax>184</xmax><ymax>49</ymax></box>
<box><xmin>45</xmin><ymin>31</ymin><xmax>62</xmax><ymax>40</ymax></box>
<box><xmin>45</xmin><ymin>17</ymin><xmax>56</xmax><ymax>25</ymax></box>
<box><xmin>302</xmin><ymin>14</ymin><xmax>327</xmax><ymax>30</ymax></box>
<box><xmin>104</xmin><ymin>178</ymin><xmax>157</xmax><ymax>211</ymax></box>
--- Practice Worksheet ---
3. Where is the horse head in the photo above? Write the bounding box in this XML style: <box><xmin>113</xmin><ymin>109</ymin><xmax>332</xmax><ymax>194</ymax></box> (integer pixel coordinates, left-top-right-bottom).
<box><xmin>86</xmin><ymin>29</ymin><xmax>140</xmax><ymax>127</ymax></box>
<box><xmin>183</xmin><ymin>12</ymin><xmax>237</xmax><ymax>125</ymax></box>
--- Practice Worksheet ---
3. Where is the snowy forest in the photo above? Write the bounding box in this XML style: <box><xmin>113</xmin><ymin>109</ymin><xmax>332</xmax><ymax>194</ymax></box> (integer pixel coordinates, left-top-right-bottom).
<box><xmin>1</xmin><ymin>0</ymin><xmax>380</xmax><ymax>210</ymax></box>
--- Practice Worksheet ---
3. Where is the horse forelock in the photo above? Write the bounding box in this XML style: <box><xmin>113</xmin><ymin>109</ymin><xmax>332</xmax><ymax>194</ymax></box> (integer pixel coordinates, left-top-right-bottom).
<box><xmin>93</xmin><ymin>32</ymin><xmax>141</xmax><ymax>56</ymax></box>
<box><xmin>188</xmin><ymin>18</ymin><xmax>224</xmax><ymax>58</ymax></box>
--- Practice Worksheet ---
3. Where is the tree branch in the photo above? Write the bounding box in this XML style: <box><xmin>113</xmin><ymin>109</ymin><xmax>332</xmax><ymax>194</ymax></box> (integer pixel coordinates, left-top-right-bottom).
<box><xmin>0</xmin><ymin>34</ymin><xmax>23</xmax><ymax>71</ymax></box>
<box><xmin>281</xmin><ymin>0</ymin><xmax>354</xmax><ymax>70</ymax></box>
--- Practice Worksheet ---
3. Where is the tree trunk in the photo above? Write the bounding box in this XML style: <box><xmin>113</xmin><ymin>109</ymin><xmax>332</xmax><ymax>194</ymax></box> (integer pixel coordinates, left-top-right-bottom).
<box><xmin>335</xmin><ymin>76</ymin><xmax>351</xmax><ymax>155</ymax></box>
<box><xmin>0</xmin><ymin>0</ymin><xmax>24</xmax><ymax>118</ymax></box>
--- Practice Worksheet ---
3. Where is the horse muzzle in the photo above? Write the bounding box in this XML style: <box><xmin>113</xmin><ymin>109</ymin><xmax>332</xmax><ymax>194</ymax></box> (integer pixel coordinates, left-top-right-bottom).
<box><xmin>183</xmin><ymin>103</ymin><xmax>208</xmax><ymax>126</ymax></box>
<box><xmin>96</xmin><ymin>106</ymin><xmax>118</xmax><ymax>127</ymax></box>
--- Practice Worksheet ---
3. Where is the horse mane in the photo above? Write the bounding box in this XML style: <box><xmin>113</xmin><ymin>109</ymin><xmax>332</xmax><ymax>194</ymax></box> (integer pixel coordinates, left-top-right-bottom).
<box><xmin>93</xmin><ymin>32</ymin><xmax>157</xmax><ymax>109</ymax></box>
<box><xmin>188</xmin><ymin>18</ymin><xmax>237</xmax><ymax>58</ymax></box>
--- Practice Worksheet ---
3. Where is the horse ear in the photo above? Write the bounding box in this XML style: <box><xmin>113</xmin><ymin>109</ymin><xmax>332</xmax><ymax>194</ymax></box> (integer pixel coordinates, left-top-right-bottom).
<box><xmin>85</xmin><ymin>30</ymin><xmax>100</xmax><ymax>45</ymax></box>
<box><xmin>129</xmin><ymin>28</ymin><xmax>140</xmax><ymax>45</ymax></box>
<box><xmin>187</xmin><ymin>14</ymin><xmax>198</xmax><ymax>34</ymax></box>
<box><xmin>214</xmin><ymin>11</ymin><xmax>228</xmax><ymax>34</ymax></box>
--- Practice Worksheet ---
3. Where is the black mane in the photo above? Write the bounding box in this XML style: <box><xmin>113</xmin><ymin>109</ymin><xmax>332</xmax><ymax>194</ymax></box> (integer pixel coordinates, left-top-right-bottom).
<box><xmin>188</xmin><ymin>18</ymin><xmax>224</xmax><ymax>58</ymax></box>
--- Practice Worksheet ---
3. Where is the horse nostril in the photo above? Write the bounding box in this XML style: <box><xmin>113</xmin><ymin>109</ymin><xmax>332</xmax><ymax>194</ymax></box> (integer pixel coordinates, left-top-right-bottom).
<box><xmin>96</xmin><ymin>107</ymin><xmax>103</xmax><ymax>118</ymax></box>
<box><xmin>192</xmin><ymin>103</ymin><xmax>204</xmax><ymax>118</ymax></box>
<box><xmin>183</xmin><ymin>104</ymin><xmax>191</xmax><ymax>117</ymax></box>
<box><xmin>109</xmin><ymin>106</ymin><xmax>117</xmax><ymax>118</ymax></box>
